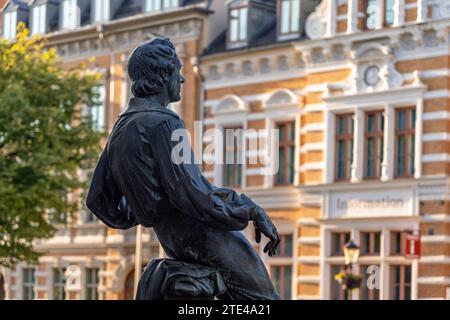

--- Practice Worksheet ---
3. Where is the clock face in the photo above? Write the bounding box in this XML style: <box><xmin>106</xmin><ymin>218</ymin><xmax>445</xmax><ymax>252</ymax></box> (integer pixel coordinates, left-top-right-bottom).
<box><xmin>364</xmin><ymin>65</ymin><xmax>380</xmax><ymax>86</ymax></box>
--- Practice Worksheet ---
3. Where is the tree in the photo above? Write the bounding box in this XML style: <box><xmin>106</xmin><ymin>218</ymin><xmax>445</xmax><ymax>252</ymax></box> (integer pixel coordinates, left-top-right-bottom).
<box><xmin>0</xmin><ymin>24</ymin><xmax>103</xmax><ymax>267</ymax></box>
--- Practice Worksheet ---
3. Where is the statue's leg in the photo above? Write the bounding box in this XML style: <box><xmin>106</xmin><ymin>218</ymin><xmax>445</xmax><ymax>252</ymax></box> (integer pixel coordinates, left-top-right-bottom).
<box><xmin>201</xmin><ymin>230</ymin><xmax>281</xmax><ymax>300</ymax></box>
<box><xmin>153</xmin><ymin>217</ymin><xmax>280</xmax><ymax>300</ymax></box>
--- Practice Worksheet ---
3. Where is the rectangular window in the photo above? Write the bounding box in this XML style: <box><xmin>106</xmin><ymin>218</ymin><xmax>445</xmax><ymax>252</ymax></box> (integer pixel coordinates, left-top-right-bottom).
<box><xmin>395</xmin><ymin>108</ymin><xmax>416</xmax><ymax>177</ymax></box>
<box><xmin>280</xmin><ymin>0</ymin><xmax>300</xmax><ymax>35</ymax></box>
<box><xmin>23</xmin><ymin>268</ymin><xmax>35</xmax><ymax>300</ymax></box>
<box><xmin>94</xmin><ymin>0</ymin><xmax>110</xmax><ymax>23</ymax></box>
<box><xmin>275</xmin><ymin>121</ymin><xmax>295</xmax><ymax>185</ymax></box>
<box><xmin>330</xmin><ymin>265</ymin><xmax>346</xmax><ymax>300</ymax></box>
<box><xmin>223</xmin><ymin>127</ymin><xmax>243</xmax><ymax>188</ymax></box>
<box><xmin>86</xmin><ymin>268</ymin><xmax>99</xmax><ymax>300</ymax></box>
<box><xmin>145</xmin><ymin>0</ymin><xmax>178</xmax><ymax>12</ymax></box>
<box><xmin>364</xmin><ymin>110</ymin><xmax>384</xmax><ymax>179</ymax></box>
<box><xmin>361</xmin><ymin>232</ymin><xmax>381</xmax><ymax>256</ymax></box>
<box><xmin>145</xmin><ymin>0</ymin><xmax>162</xmax><ymax>12</ymax></box>
<box><xmin>62</xmin><ymin>0</ymin><xmax>79</xmax><ymax>29</ymax></box>
<box><xmin>90</xmin><ymin>85</ymin><xmax>106</xmax><ymax>131</ymax></box>
<box><xmin>32</xmin><ymin>4</ymin><xmax>47</xmax><ymax>35</ymax></box>
<box><xmin>271</xmin><ymin>266</ymin><xmax>292</xmax><ymax>300</ymax></box>
<box><xmin>384</xmin><ymin>0</ymin><xmax>395</xmax><ymax>26</ymax></box>
<box><xmin>229</xmin><ymin>7</ymin><xmax>248</xmax><ymax>43</ymax></box>
<box><xmin>163</xmin><ymin>0</ymin><xmax>179</xmax><ymax>9</ymax></box>
<box><xmin>335</xmin><ymin>114</ymin><xmax>354</xmax><ymax>181</ymax></box>
<box><xmin>331</xmin><ymin>232</ymin><xmax>350</xmax><ymax>256</ymax></box>
<box><xmin>2</xmin><ymin>11</ymin><xmax>17</xmax><ymax>40</ymax></box>
<box><xmin>391</xmin><ymin>265</ymin><xmax>411</xmax><ymax>300</ymax></box>
<box><xmin>276</xmin><ymin>234</ymin><xmax>293</xmax><ymax>257</ymax></box>
<box><xmin>390</xmin><ymin>231</ymin><xmax>406</xmax><ymax>256</ymax></box>
<box><xmin>53</xmin><ymin>268</ymin><xmax>66</xmax><ymax>300</ymax></box>
<box><xmin>361</xmin><ymin>264</ymin><xmax>380</xmax><ymax>300</ymax></box>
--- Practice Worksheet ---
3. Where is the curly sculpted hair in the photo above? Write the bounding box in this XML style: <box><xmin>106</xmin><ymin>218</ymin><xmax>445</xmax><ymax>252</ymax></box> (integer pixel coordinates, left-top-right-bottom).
<box><xmin>127</xmin><ymin>38</ymin><xmax>178</xmax><ymax>98</ymax></box>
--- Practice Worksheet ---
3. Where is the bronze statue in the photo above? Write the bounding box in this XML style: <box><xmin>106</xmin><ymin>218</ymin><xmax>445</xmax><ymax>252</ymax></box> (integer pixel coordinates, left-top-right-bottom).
<box><xmin>86</xmin><ymin>38</ymin><xmax>281</xmax><ymax>300</ymax></box>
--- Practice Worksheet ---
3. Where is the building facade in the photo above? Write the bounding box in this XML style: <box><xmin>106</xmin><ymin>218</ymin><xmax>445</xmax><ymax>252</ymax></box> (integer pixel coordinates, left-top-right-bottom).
<box><xmin>1</xmin><ymin>0</ymin><xmax>222</xmax><ymax>300</ymax></box>
<box><xmin>200</xmin><ymin>0</ymin><xmax>450</xmax><ymax>300</ymax></box>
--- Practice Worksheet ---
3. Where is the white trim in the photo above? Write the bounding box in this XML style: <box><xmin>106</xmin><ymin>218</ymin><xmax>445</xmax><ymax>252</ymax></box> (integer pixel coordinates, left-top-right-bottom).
<box><xmin>298</xmin><ymin>218</ymin><xmax>320</xmax><ymax>226</ymax></box>
<box><xmin>421</xmin><ymin>235</ymin><xmax>450</xmax><ymax>243</ymax></box>
<box><xmin>301</xmin><ymin>123</ymin><xmax>324</xmax><ymax>133</ymax></box>
<box><xmin>423</xmin><ymin>111</ymin><xmax>450</xmax><ymax>121</ymax></box>
<box><xmin>419</xmin><ymin>256</ymin><xmax>450</xmax><ymax>264</ymax></box>
<box><xmin>417</xmin><ymin>277</ymin><xmax>450</xmax><ymax>285</ymax></box>
<box><xmin>298</xmin><ymin>256</ymin><xmax>320</xmax><ymax>264</ymax></box>
<box><xmin>422</xmin><ymin>133</ymin><xmax>450</xmax><ymax>142</ymax></box>
<box><xmin>298</xmin><ymin>236</ymin><xmax>321</xmax><ymax>245</ymax></box>
<box><xmin>424</xmin><ymin>90</ymin><xmax>450</xmax><ymax>100</ymax></box>
<box><xmin>301</xmin><ymin>142</ymin><xmax>324</xmax><ymax>153</ymax></box>
<box><xmin>301</xmin><ymin>162</ymin><xmax>324</xmax><ymax>172</ymax></box>
<box><xmin>422</xmin><ymin>214</ymin><xmax>450</xmax><ymax>223</ymax></box>
<box><xmin>422</xmin><ymin>154</ymin><xmax>450</xmax><ymax>163</ymax></box>
<box><xmin>297</xmin><ymin>275</ymin><xmax>320</xmax><ymax>284</ymax></box>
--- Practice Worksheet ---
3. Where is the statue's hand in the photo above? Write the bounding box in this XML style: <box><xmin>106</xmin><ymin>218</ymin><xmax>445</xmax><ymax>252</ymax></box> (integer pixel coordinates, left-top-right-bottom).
<box><xmin>253</xmin><ymin>207</ymin><xmax>280</xmax><ymax>256</ymax></box>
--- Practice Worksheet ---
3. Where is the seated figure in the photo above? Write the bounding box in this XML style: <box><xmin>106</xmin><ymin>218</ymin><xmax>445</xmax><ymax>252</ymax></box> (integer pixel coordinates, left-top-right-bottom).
<box><xmin>86</xmin><ymin>38</ymin><xmax>281</xmax><ymax>300</ymax></box>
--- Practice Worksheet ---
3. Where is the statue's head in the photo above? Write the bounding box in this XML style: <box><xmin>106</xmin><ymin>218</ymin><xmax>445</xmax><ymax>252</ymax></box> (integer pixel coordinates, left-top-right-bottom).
<box><xmin>128</xmin><ymin>38</ymin><xmax>184</xmax><ymax>104</ymax></box>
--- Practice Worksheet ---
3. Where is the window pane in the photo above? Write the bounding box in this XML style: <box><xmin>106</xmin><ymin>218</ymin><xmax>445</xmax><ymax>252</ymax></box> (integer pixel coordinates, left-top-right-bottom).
<box><xmin>281</xmin><ymin>0</ymin><xmax>290</xmax><ymax>34</ymax></box>
<box><xmin>288</xmin><ymin>146</ymin><xmax>295</xmax><ymax>183</ymax></box>
<box><xmin>291</xmin><ymin>0</ymin><xmax>300</xmax><ymax>32</ymax></box>
<box><xmin>283</xmin><ymin>266</ymin><xmax>292</xmax><ymax>300</ymax></box>
<box><xmin>384</xmin><ymin>0</ymin><xmax>395</xmax><ymax>25</ymax></box>
<box><xmin>230</xmin><ymin>9</ymin><xmax>238</xmax><ymax>42</ymax></box>
<box><xmin>239</xmin><ymin>8</ymin><xmax>247</xmax><ymax>41</ymax></box>
<box><xmin>409</xmin><ymin>134</ymin><xmax>415</xmax><ymax>175</ymax></box>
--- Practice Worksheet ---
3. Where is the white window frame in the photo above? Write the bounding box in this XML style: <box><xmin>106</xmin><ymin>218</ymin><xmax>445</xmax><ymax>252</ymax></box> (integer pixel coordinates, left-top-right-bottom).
<box><xmin>85</xmin><ymin>268</ymin><xmax>99</xmax><ymax>300</ymax></box>
<box><xmin>90</xmin><ymin>84</ymin><xmax>106</xmax><ymax>131</ymax></box>
<box><xmin>321</xmin><ymin>222</ymin><xmax>418</xmax><ymax>300</ymax></box>
<box><xmin>145</xmin><ymin>0</ymin><xmax>178</xmax><ymax>12</ymax></box>
<box><xmin>52</xmin><ymin>268</ymin><xmax>66</xmax><ymax>300</ymax></box>
<box><xmin>31</xmin><ymin>4</ymin><xmax>46</xmax><ymax>35</ymax></box>
<box><xmin>2</xmin><ymin>10</ymin><xmax>17</xmax><ymax>40</ymax></box>
<box><xmin>211</xmin><ymin>95</ymin><xmax>249</xmax><ymax>188</ymax></box>
<box><xmin>22</xmin><ymin>268</ymin><xmax>35</xmax><ymax>300</ymax></box>
<box><xmin>260</xmin><ymin>220</ymin><xmax>297</xmax><ymax>300</ymax></box>
<box><xmin>263</xmin><ymin>89</ymin><xmax>301</xmax><ymax>189</ymax></box>
<box><xmin>229</xmin><ymin>6</ymin><xmax>248</xmax><ymax>43</ymax></box>
<box><xmin>93</xmin><ymin>0</ymin><xmax>110</xmax><ymax>23</ymax></box>
<box><xmin>279</xmin><ymin>0</ymin><xmax>300</xmax><ymax>35</ymax></box>
<box><xmin>61</xmin><ymin>0</ymin><xmax>80</xmax><ymax>30</ymax></box>
<box><xmin>323</xmin><ymin>88</ymin><xmax>424</xmax><ymax>184</ymax></box>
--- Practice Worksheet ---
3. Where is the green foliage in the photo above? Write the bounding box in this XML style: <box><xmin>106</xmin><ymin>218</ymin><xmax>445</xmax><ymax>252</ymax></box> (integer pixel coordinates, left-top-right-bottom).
<box><xmin>0</xmin><ymin>24</ymin><xmax>103</xmax><ymax>267</ymax></box>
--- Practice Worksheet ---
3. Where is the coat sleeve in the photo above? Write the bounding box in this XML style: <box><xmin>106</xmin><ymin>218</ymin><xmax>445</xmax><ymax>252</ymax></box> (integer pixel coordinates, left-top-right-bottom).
<box><xmin>145</xmin><ymin>117</ymin><xmax>260</xmax><ymax>231</ymax></box>
<box><xmin>86</xmin><ymin>146</ymin><xmax>138</xmax><ymax>230</ymax></box>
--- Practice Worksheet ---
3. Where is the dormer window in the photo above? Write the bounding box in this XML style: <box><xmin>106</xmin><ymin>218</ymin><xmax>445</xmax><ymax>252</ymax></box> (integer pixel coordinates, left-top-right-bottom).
<box><xmin>93</xmin><ymin>0</ymin><xmax>110</xmax><ymax>23</ymax></box>
<box><xmin>229</xmin><ymin>6</ymin><xmax>248</xmax><ymax>43</ymax></box>
<box><xmin>31</xmin><ymin>4</ymin><xmax>46</xmax><ymax>35</ymax></box>
<box><xmin>279</xmin><ymin>0</ymin><xmax>300</xmax><ymax>35</ymax></box>
<box><xmin>145</xmin><ymin>0</ymin><xmax>179</xmax><ymax>13</ymax></box>
<box><xmin>2</xmin><ymin>10</ymin><xmax>17</xmax><ymax>40</ymax></box>
<box><xmin>61</xmin><ymin>0</ymin><xmax>80</xmax><ymax>29</ymax></box>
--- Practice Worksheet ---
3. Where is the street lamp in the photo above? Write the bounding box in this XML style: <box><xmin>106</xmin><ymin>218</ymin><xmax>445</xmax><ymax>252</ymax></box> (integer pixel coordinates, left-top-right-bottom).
<box><xmin>343</xmin><ymin>239</ymin><xmax>360</xmax><ymax>266</ymax></box>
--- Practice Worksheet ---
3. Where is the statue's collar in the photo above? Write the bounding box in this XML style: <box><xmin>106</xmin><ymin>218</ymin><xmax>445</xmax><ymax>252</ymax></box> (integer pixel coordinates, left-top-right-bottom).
<box><xmin>119</xmin><ymin>97</ymin><xmax>180</xmax><ymax>119</ymax></box>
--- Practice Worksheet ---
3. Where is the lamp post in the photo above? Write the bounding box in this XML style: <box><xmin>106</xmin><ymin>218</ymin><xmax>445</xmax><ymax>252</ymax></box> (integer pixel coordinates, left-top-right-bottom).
<box><xmin>342</xmin><ymin>239</ymin><xmax>360</xmax><ymax>300</ymax></box>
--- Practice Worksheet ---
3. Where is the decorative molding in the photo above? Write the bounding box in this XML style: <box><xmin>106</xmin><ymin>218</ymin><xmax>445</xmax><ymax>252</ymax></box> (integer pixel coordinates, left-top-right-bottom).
<box><xmin>305</xmin><ymin>0</ymin><xmax>328</xmax><ymax>40</ymax></box>
<box><xmin>213</xmin><ymin>95</ymin><xmax>249</xmax><ymax>115</ymax></box>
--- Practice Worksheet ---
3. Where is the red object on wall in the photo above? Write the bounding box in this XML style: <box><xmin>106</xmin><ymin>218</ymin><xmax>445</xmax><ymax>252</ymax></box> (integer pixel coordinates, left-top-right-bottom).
<box><xmin>405</xmin><ymin>233</ymin><xmax>421</xmax><ymax>259</ymax></box>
